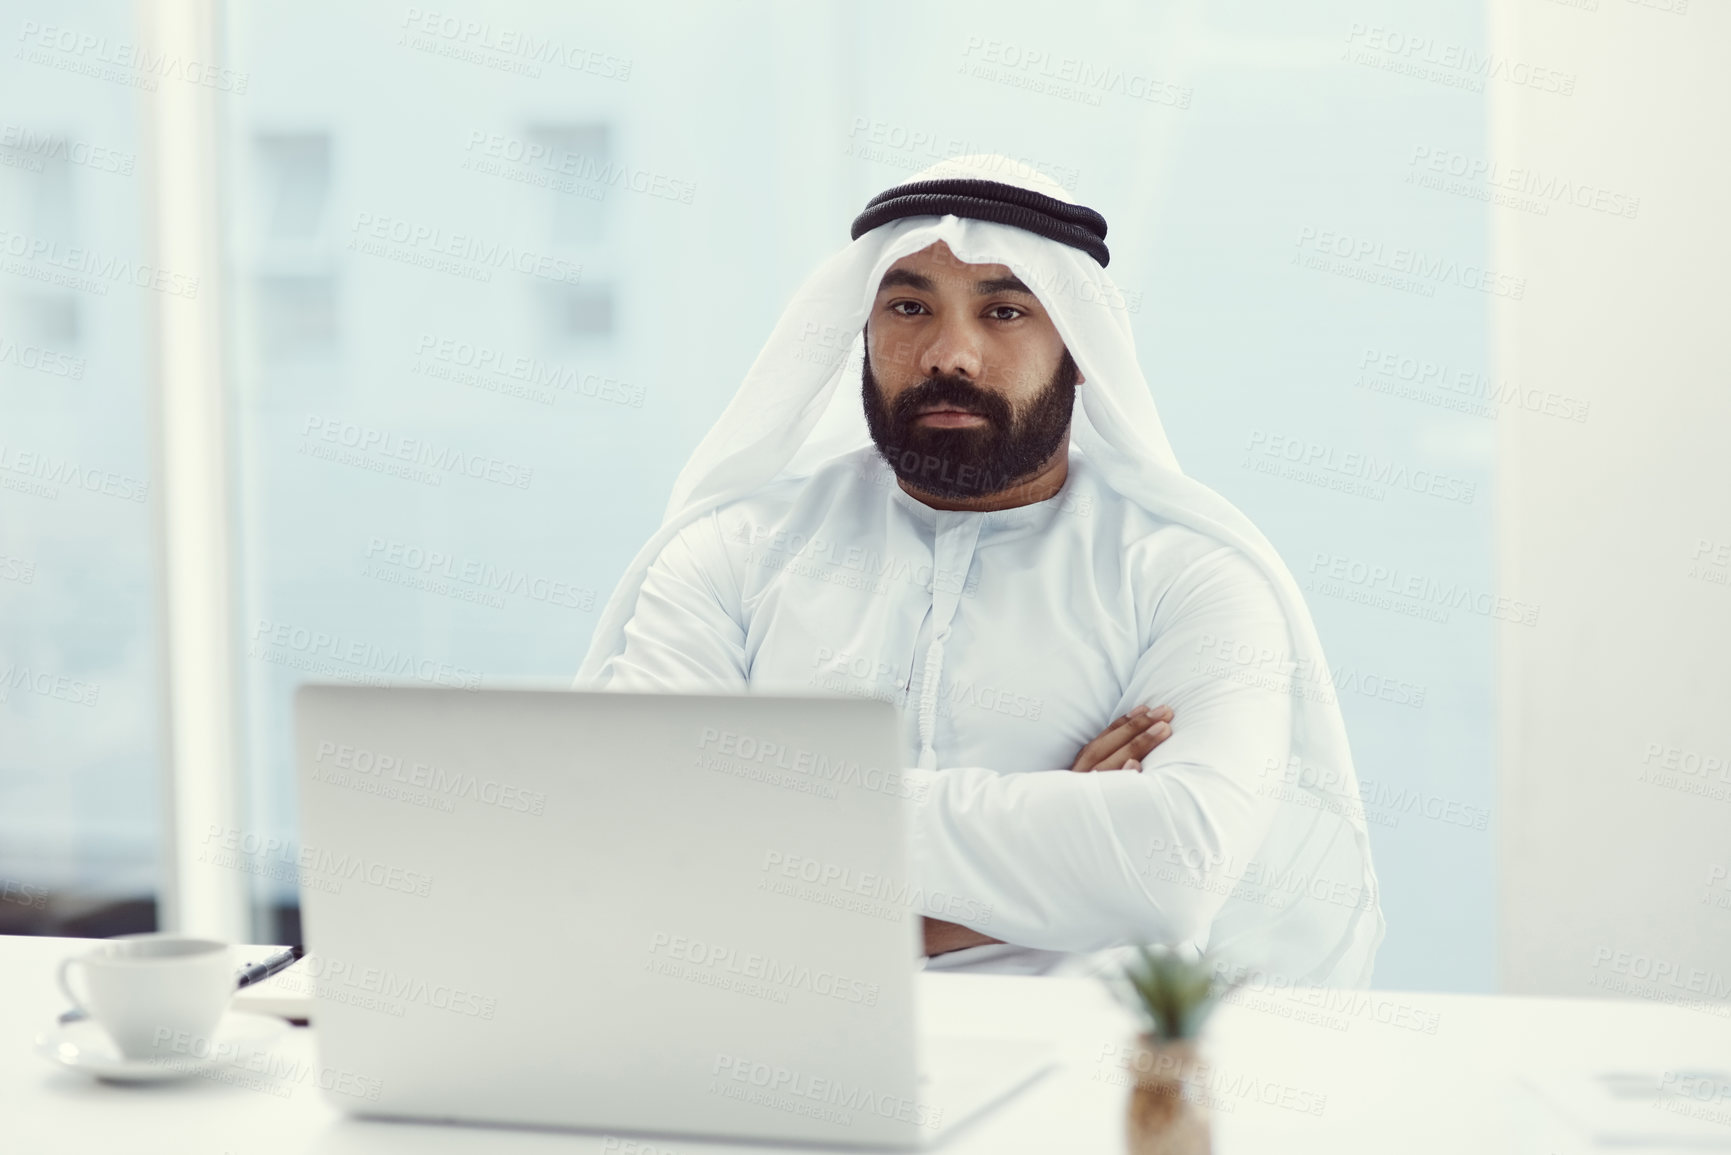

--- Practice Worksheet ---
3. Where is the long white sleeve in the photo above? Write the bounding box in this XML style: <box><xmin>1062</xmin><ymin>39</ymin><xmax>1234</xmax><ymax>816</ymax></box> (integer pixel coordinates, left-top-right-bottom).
<box><xmin>905</xmin><ymin>544</ymin><xmax>1295</xmax><ymax>952</ymax></box>
<box><xmin>595</xmin><ymin>511</ymin><xmax>749</xmax><ymax>693</ymax></box>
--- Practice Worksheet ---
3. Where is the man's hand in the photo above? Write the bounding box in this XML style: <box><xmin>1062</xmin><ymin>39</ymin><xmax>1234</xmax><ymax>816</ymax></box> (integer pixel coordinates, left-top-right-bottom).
<box><xmin>922</xmin><ymin>917</ymin><xmax>1003</xmax><ymax>957</ymax></box>
<box><xmin>1069</xmin><ymin>704</ymin><xmax>1174</xmax><ymax>773</ymax></box>
<box><xmin>916</xmin><ymin>705</ymin><xmax>1175</xmax><ymax>958</ymax></box>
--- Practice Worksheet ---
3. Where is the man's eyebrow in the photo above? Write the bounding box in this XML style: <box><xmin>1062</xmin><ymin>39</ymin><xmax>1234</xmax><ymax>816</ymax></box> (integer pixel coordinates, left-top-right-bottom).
<box><xmin>877</xmin><ymin>269</ymin><xmax>935</xmax><ymax>292</ymax></box>
<box><xmin>975</xmin><ymin>275</ymin><xmax>1035</xmax><ymax>296</ymax></box>
<box><xmin>874</xmin><ymin>269</ymin><xmax>1036</xmax><ymax>297</ymax></box>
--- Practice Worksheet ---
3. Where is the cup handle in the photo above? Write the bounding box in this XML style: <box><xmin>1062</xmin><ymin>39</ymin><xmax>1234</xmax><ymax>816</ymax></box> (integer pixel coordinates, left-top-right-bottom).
<box><xmin>57</xmin><ymin>957</ymin><xmax>92</xmax><ymax>1017</ymax></box>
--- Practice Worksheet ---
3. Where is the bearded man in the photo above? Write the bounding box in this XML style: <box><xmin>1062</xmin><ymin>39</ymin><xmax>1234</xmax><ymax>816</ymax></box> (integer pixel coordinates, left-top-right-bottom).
<box><xmin>575</xmin><ymin>156</ymin><xmax>1384</xmax><ymax>986</ymax></box>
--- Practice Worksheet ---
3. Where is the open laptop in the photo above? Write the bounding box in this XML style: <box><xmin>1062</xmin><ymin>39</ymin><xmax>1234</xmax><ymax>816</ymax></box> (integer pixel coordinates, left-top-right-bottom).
<box><xmin>292</xmin><ymin>685</ymin><xmax>1055</xmax><ymax>1149</ymax></box>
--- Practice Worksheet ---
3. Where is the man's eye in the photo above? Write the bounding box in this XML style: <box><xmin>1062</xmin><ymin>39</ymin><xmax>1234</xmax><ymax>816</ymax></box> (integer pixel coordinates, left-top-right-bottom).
<box><xmin>988</xmin><ymin>305</ymin><xmax>1024</xmax><ymax>321</ymax></box>
<box><xmin>890</xmin><ymin>301</ymin><xmax>927</xmax><ymax>316</ymax></box>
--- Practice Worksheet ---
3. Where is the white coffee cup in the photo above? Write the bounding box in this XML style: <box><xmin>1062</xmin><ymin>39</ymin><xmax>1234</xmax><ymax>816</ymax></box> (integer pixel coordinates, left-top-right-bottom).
<box><xmin>57</xmin><ymin>934</ymin><xmax>236</xmax><ymax>1061</ymax></box>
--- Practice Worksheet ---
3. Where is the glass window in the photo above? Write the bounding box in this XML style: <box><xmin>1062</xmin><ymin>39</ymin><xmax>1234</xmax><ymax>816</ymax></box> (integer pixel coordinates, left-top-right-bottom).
<box><xmin>5</xmin><ymin>1</ymin><xmax>1492</xmax><ymax>985</ymax></box>
<box><xmin>0</xmin><ymin>0</ymin><xmax>166</xmax><ymax>938</ymax></box>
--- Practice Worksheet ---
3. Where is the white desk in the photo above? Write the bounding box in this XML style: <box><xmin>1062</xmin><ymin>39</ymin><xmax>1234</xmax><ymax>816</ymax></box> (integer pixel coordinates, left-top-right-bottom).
<box><xmin>7</xmin><ymin>935</ymin><xmax>1727</xmax><ymax>1153</ymax></box>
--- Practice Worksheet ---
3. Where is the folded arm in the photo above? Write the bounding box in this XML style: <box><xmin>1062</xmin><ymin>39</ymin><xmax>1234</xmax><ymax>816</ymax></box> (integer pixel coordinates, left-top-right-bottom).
<box><xmin>597</xmin><ymin>515</ymin><xmax>983</xmax><ymax>958</ymax></box>
<box><xmin>905</xmin><ymin>544</ymin><xmax>1296</xmax><ymax>953</ymax></box>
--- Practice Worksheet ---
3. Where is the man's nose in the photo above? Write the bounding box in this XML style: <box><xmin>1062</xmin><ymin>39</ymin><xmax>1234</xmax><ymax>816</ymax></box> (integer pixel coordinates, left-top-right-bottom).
<box><xmin>922</xmin><ymin>315</ymin><xmax>985</xmax><ymax>380</ymax></box>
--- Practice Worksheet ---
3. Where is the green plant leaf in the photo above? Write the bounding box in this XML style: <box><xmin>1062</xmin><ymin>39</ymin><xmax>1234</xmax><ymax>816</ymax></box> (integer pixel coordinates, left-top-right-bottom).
<box><xmin>1106</xmin><ymin>944</ymin><xmax>1239</xmax><ymax>1041</ymax></box>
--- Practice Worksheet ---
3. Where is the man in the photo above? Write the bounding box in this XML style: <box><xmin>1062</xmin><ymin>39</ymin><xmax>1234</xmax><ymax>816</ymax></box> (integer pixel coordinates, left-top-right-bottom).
<box><xmin>576</xmin><ymin>156</ymin><xmax>1384</xmax><ymax>986</ymax></box>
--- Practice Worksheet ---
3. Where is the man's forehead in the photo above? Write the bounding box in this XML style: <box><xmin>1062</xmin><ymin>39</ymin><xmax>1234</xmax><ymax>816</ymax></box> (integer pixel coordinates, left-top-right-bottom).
<box><xmin>877</xmin><ymin>242</ymin><xmax>1024</xmax><ymax>291</ymax></box>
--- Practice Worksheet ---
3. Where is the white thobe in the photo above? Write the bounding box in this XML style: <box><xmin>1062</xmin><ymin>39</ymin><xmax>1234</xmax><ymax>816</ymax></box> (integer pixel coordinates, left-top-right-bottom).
<box><xmin>594</xmin><ymin>445</ymin><xmax>1296</xmax><ymax>976</ymax></box>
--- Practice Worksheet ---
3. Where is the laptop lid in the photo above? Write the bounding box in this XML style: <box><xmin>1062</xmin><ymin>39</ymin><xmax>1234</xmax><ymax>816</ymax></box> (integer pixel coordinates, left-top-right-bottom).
<box><xmin>293</xmin><ymin>684</ymin><xmax>939</xmax><ymax>1148</ymax></box>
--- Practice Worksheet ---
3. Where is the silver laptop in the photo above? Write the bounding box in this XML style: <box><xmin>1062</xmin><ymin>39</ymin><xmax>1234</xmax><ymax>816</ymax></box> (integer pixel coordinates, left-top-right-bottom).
<box><xmin>292</xmin><ymin>685</ymin><xmax>1055</xmax><ymax>1149</ymax></box>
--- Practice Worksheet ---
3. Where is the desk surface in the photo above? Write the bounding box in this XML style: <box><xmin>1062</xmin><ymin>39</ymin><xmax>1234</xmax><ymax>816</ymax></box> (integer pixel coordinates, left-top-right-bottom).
<box><xmin>7</xmin><ymin>935</ymin><xmax>1728</xmax><ymax>1153</ymax></box>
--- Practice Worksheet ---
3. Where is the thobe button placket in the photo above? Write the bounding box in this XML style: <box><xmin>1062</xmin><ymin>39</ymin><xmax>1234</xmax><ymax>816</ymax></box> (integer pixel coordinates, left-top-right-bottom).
<box><xmin>914</xmin><ymin>514</ymin><xmax>985</xmax><ymax>771</ymax></box>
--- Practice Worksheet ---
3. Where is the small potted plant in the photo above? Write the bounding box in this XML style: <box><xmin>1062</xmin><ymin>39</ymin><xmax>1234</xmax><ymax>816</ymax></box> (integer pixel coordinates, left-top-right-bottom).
<box><xmin>1104</xmin><ymin>946</ymin><xmax>1239</xmax><ymax>1155</ymax></box>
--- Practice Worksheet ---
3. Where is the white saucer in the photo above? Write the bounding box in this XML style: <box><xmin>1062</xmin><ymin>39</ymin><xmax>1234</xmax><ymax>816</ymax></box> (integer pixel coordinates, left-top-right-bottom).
<box><xmin>35</xmin><ymin>1011</ymin><xmax>289</xmax><ymax>1084</ymax></box>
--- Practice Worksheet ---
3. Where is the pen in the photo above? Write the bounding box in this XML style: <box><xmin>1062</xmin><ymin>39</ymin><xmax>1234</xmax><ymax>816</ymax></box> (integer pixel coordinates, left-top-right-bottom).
<box><xmin>236</xmin><ymin>945</ymin><xmax>305</xmax><ymax>989</ymax></box>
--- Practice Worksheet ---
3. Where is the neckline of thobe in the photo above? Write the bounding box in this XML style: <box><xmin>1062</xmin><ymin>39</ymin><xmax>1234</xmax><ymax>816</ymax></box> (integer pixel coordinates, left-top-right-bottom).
<box><xmin>869</xmin><ymin>447</ymin><xmax>1083</xmax><ymax>533</ymax></box>
<box><xmin>859</xmin><ymin>449</ymin><xmax>1085</xmax><ymax>769</ymax></box>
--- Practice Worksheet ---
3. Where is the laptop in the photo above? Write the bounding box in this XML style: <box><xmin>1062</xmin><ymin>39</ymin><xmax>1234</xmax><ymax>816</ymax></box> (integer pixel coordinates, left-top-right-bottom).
<box><xmin>292</xmin><ymin>685</ymin><xmax>1055</xmax><ymax>1149</ymax></box>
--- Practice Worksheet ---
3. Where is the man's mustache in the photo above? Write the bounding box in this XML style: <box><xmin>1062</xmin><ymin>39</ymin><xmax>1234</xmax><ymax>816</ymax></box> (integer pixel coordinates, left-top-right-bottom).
<box><xmin>892</xmin><ymin>374</ymin><xmax>1012</xmax><ymax>427</ymax></box>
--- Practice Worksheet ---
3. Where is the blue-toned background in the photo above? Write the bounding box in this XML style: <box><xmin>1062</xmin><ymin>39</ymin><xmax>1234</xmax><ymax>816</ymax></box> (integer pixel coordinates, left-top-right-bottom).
<box><xmin>2</xmin><ymin>0</ymin><xmax>1498</xmax><ymax>989</ymax></box>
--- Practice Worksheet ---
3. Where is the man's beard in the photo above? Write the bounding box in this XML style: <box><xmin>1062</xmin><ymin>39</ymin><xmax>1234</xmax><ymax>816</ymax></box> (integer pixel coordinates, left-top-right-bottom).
<box><xmin>861</xmin><ymin>347</ymin><xmax>1078</xmax><ymax>501</ymax></box>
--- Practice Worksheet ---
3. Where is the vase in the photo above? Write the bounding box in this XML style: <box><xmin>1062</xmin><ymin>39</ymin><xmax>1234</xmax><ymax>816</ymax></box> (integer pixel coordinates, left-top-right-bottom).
<box><xmin>1123</xmin><ymin>1034</ymin><xmax>1211</xmax><ymax>1155</ymax></box>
